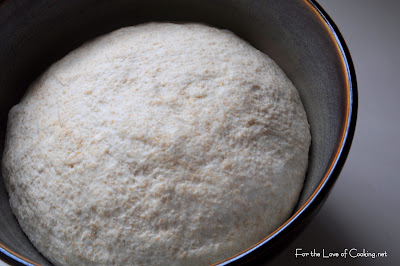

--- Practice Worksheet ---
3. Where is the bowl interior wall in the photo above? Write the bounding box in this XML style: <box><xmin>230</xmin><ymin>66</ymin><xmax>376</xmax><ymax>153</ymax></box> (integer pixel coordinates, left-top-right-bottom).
<box><xmin>0</xmin><ymin>0</ymin><xmax>348</xmax><ymax>264</ymax></box>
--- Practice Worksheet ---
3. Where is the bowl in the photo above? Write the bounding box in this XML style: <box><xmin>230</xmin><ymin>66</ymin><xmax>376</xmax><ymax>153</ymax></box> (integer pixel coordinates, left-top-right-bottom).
<box><xmin>0</xmin><ymin>0</ymin><xmax>357</xmax><ymax>265</ymax></box>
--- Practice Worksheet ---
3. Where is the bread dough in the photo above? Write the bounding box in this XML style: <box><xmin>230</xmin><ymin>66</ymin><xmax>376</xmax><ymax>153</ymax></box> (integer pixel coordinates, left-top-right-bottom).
<box><xmin>2</xmin><ymin>23</ymin><xmax>311</xmax><ymax>265</ymax></box>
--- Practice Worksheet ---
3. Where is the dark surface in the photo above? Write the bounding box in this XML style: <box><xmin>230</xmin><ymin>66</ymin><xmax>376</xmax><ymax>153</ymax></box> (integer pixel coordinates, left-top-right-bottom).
<box><xmin>0</xmin><ymin>0</ymin><xmax>355</xmax><ymax>265</ymax></box>
<box><xmin>268</xmin><ymin>0</ymin><xmax>400</xmax><ymax>265</ymax></box>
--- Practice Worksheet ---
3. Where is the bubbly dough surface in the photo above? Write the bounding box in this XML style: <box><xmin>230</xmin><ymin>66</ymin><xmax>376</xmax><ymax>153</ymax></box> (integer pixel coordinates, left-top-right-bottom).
<box><xmin>2</xmin><ymin>23</ymin><xmax>310</xmax><ymax>266</ymax></box>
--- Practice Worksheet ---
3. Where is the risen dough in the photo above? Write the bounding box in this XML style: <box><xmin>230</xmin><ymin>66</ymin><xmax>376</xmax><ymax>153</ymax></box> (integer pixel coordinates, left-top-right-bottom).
<box><xmin>2</xmin><ymin>23</ymin><xmax>310</xmax><ymax>265</ymax></box>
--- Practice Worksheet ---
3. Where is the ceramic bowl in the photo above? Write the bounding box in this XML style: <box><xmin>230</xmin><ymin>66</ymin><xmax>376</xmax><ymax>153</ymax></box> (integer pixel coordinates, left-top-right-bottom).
<box><xmin>0</xmin><ymin>0</ymin><xmax>357</xmax><ymax>265</ymax></box>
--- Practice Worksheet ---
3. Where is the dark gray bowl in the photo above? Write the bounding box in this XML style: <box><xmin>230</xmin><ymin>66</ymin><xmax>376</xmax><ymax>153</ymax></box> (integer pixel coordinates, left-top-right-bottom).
<box><xmin>0</xmin><ymin>0</ymin><xmax>357</xmax><ymax>265</ymax></box>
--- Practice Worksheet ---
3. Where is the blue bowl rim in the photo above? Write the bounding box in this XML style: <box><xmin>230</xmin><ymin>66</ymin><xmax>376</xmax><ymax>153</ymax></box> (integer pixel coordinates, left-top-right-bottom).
<box><xmin>217</xmin><ymin>0</ymin><xmax>358</xmax><ymax>264</ymax></box>
<box><xmin>0</xmin><ymin>0</ymin><xmax>358</xmax><ymax>265</ymax></box>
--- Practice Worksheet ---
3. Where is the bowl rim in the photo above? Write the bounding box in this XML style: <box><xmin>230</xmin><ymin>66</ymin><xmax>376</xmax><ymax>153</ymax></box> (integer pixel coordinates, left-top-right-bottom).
<box><xmin>215</xmin><ymin>0</ymin><xmax>358</xmax><ymax>264</ymax></box>
<box><xmin>0</xmin><ymin>0</ymin><xmax>357</xmax><ymax>265</ymax></box>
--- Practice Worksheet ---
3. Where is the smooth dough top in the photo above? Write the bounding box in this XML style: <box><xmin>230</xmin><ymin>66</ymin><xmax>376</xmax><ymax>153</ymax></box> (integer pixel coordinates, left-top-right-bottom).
<box><xmin>2</xmin><ymin>23</ymin><xmax>311</xmax><ymax>266</ymax></box>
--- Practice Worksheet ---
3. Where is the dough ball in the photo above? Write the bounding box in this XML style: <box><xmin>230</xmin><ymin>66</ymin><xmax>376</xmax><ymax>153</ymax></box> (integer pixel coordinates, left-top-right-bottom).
<box><xmin>2</xmin><ymin>23</ymin><xmax>310</xmax><ymax>266</ymax></box>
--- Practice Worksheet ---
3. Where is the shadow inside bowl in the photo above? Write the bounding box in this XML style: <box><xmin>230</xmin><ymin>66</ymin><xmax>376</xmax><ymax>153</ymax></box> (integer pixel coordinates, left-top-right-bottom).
<box><xmin>0</xmin><ymin>0</ymin><xmax>351</xmax><ymax>265</ymax></box>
